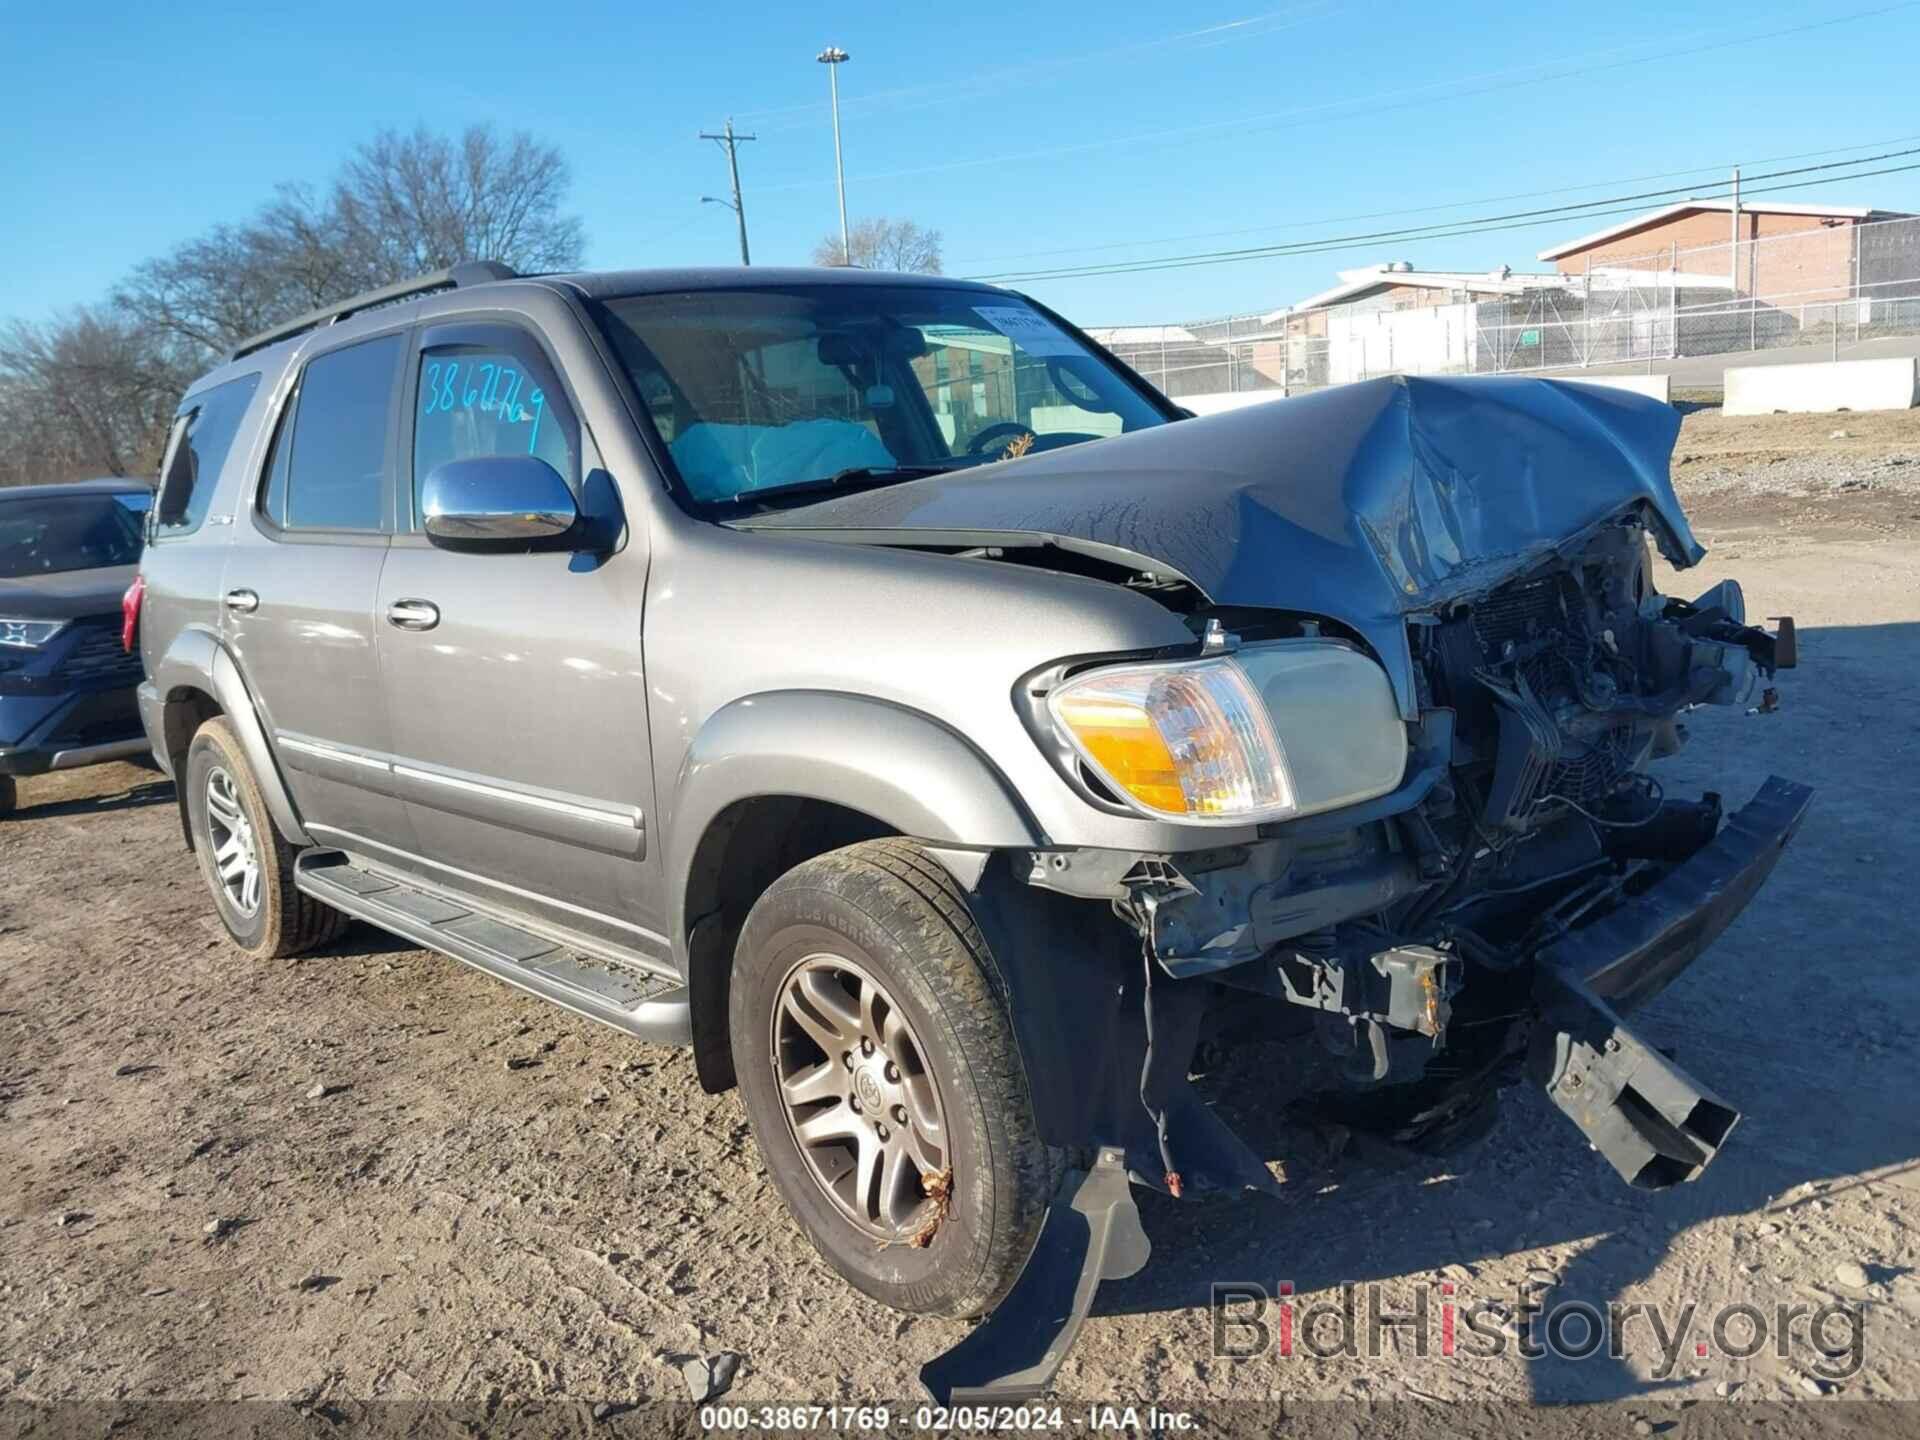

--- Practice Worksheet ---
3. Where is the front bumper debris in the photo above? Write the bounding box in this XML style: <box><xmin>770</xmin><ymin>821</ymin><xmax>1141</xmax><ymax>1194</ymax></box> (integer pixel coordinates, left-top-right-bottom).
<box><xmin>1532</xmin><ymin>972</ymin><xmax>1741</xmax><ymax>1188</ymax></box>
<box><xmin>920</xmin><ymin>1148</ymin><xmax>1149</xmax><ymax>1405</ymax></box>
<box><xmin>1530</xmin><ymin>775</ymin><xmax>1813</xmax><ymax>1187</ymax></box>
<box><xmin>960</xmin><ymin>776</ymin><xmax>1812</xmax><ymax>1401</ymax></box>
<box><xmin>1546</xmin><ymin>774</ymin><xmax>1815</xmax><ymax>1013</ymax></box>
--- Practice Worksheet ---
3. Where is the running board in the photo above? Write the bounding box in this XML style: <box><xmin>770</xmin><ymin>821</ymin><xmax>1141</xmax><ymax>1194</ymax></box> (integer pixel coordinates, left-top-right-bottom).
<box><xmin>294</xmin><ymin>850</ymin><xmax>691</xmax><ymax>1045</ymax></box>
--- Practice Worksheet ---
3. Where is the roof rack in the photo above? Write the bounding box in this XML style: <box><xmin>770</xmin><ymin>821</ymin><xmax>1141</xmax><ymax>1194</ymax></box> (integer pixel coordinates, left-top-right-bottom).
<box><xmin>227</xmin><ymin>260</ymin><xmax>519</xmax><ymax>361</ymax></box>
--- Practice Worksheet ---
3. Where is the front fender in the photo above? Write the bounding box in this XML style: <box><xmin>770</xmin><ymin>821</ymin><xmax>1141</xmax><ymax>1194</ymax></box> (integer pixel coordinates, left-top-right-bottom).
<box><xmin>666</xmin><ymin>689</ymin><xmax>1039</xmax><ymax>950</ymax></box>
<box><xmin>150</xmin><ymin>625</ymin><xmax>310</xmax><ymax>846</ymax></box>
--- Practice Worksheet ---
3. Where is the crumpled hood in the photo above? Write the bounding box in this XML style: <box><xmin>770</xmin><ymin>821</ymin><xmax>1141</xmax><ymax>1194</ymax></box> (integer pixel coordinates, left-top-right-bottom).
<box><xmin>739</xmin><ymin>376</ymin><xmax>1698</xmax><ymax>716</ymax></box>
<box><xmin>0</xmin><ymin>564</ymin><xmax>138</xmax><ymax>622</ymax></box>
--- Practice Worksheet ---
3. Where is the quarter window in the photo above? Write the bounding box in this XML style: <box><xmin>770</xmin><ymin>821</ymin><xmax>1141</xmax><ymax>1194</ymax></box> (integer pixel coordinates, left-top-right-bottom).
<box><xmin>153</xmin><ymin>373</ymin><xmax>261</xmax><ymax>536</ymax></box>
<box><xmin>262</xmin><ymin>335</ymin><xmax>402</xmax><ymax>532</ymax></box>
<box><xmin>412</xmin><ymin>341</ymin><xmax>576</xmax><ymax>521</ymax></box>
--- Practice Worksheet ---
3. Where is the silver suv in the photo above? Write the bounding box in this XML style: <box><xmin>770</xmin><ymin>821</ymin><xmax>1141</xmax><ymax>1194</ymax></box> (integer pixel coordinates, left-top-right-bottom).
<box><xmin>136</xmin><ymin>262</ymin><xmax>1808</xmax><ymax>1399</ymax></box>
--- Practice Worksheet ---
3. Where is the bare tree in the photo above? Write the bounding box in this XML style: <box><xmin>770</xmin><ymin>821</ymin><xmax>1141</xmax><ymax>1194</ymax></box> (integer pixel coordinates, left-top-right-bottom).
<box><xmin>115</xmin><ymin>194</ymin><xmax>352</xmax><ymax>361</ymax></box>
<box><xmin>0</xmin><ymin>308</ymin><xmax>185</xmax><ymax>487</ymax></box>
<box><xmin>329</xmin><ymin>125</ymin><xmax>587</xmax><ymax>284</ymax></box>
<box><xmin>8</xmin><ymin>122</ymin><xmax>587</xmax><ymax>489</ymax></box>
<box><xmin>813</xmin><ymin>218</ymin><xmax>943</xmax><ymax>273</ymax></box>
<box><xmin>116</xmin><ymin>125</ymin><xmax>586</xmax><ymax>361</ymax></box>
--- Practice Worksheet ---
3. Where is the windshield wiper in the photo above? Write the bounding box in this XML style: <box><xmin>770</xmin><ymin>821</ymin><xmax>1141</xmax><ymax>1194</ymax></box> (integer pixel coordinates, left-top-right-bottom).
<box><xmin>723</xmin><ymin>460</ymin><xmax>977</xmax><ymax>509</ymax></box>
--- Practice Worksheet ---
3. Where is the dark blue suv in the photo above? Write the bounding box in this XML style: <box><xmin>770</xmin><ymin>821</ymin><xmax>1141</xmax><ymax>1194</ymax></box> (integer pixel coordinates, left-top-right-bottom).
<box><xmin>0</xmin><ymin>479</ymin><xmax>153</xmax><ymax>815</ymax></box>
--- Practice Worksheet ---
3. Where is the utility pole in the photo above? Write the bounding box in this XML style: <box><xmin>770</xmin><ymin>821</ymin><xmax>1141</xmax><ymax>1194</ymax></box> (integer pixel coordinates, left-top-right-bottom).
<box><xmin>699</xmin><ymin>118</ymin><xmax>756</xmax><ymax>265</ymax></box>
<box><xmin>817</xmin><ymin>47</ymin><xmax>851</xmax><ymax>262</ymax></box>
<box><xmin>1729</xmin><ymin>166</ymin><xmax>1741</xmax><ymax>300</ymax></box>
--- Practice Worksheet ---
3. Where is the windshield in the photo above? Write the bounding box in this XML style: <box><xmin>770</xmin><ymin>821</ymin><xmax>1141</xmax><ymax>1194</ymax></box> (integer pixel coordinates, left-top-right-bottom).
<box><xmin>597</xmin><ymin>285</ymin><xmax>1169</xmax><ymax>508</ymax></box>
<box><xmin>0</xmin><ymin>493</ymin><xmax>147</xmax><ymax>578</ymax></box>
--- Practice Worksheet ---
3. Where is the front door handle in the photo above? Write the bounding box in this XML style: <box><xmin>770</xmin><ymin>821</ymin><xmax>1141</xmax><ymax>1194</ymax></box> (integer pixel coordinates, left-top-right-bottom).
<box><xmin>223</xmin><ymin>589</ymin><xmax>259</xmax><ymax>614</ymax></box>
<box><xmin>386</xmin><ymin>599</ymin><xmax>440</xmax><ymax>631</ymax></box>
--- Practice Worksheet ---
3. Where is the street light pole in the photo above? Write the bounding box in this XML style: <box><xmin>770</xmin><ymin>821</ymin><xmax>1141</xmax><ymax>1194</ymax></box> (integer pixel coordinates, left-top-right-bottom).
<box><xmin>698</xmin><ymin>118</ymin><xmax>756</xmax><ymax>265</ymax></box>
<box><xmin>817</xmin><ymin>46</ymin><xmax>851</xmax><ymax>263</ymax></box>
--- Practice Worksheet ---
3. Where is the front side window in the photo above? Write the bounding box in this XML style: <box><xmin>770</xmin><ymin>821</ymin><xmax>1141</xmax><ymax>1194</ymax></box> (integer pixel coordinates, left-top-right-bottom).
<box><xmin>154</xmin><ymin>372</ymin><xmax>261</xmax><ymax>536</ymax></box>
<box><xmin>411</xmin><ymin>338</ymin><xmax>576</xmax><ymax>522</ymax></box>
<box><xmin>261</xmin><ymin>334</ymin><xmax>402</xmax><ymax>532</ymax></box>
<box><xmin>0</xmin><ymin>494</ymin><xmax>145</xmax><ymax>577</ymax></box>
<box><xmin>596</xmin><ymin>285</ymin><xmax>1168</xmax><ymax>510</ymax></box>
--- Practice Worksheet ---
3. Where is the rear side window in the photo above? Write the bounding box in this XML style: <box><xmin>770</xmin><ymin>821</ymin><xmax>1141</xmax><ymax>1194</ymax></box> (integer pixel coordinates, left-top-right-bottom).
<box><xmin>153</xmin><ymin>373</ymin><xmax>261</xmax><ymax>537</ymax></box>
<box><xmin>261</xmin><ymin>335</ymin><xmax>402</xmax><ymax>532</ymax></box>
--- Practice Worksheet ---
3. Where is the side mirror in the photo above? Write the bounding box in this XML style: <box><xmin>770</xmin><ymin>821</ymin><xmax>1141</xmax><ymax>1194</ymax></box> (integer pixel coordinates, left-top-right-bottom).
<box><xmin>421</xmin><ymin>456</ymin><xmax>578</xmax><ymax>550</ymax></box>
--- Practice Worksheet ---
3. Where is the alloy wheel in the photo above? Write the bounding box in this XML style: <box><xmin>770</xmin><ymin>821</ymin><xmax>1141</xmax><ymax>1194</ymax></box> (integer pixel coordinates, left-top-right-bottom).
<box><xmin>771</xmin><ymin>953</ymin><xmax>949</xmax><ymax>1241</ymax></box>
<box><xmin>204</xmin><ymin>765</ymin><xmax>261</xmax><ymax>916</ymax></box>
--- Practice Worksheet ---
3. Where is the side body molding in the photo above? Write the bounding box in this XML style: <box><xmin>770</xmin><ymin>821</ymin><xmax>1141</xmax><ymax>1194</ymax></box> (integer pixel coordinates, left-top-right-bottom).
<box><xmin>666</xmin><ymin>690</ymin><xmax>1040</xmax><ymax>958</ymax></box>
<box><xmin>150</xmin><ymin>626</ymin><xmax>311</xmax><ymax>847</ymax></box>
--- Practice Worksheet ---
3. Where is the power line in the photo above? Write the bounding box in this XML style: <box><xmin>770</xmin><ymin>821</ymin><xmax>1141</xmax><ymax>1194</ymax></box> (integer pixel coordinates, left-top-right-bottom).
<box><xmin>950</xmin><ymin>133</ymin><xmax>1920</xmax><ymax>269</ymax></box>
<box><xmin>982</xmin><ymin>162</ymin><xmax>1920</xmax><ymax>284</ymax></box>
<box><xmin>971</xmin><ymin>152</ymin><xmax>1920</xmax><ymax>284</ymax></box>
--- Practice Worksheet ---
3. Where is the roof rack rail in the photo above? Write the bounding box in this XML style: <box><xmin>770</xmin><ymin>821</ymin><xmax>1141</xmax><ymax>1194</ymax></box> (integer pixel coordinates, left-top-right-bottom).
<box><xmin>227</xmin><ymin>260</ymin><xmax>519</xmax><ymax>361</ymax></box>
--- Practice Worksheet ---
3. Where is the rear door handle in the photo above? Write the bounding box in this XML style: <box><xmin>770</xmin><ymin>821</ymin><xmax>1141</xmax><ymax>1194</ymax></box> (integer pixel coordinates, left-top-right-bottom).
<box><xmin>223</xmin><ymin>589</ymin><xmax>259</xmax><ymax>614</ymax></box>
<box><xmin>386</xmin><ymin>599</ymin><xmax>440</xmax><ymax>631</ymax></box>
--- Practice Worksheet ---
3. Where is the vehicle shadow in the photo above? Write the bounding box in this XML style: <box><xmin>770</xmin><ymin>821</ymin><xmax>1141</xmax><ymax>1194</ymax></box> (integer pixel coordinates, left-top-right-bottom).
<box><xmin>308</xmin><ymin>923</ymin><xmax>421</xmax><ymax>962</ymax></box>
<box><xmin>10</xmin><ymin>774</ymin><xmax>175</xmax><ymax>820</ymax></box>
<box><xmin>1090</xmin><ymin>621</ymin><xmax>1919</xmax><ymax>1403</ymax></box>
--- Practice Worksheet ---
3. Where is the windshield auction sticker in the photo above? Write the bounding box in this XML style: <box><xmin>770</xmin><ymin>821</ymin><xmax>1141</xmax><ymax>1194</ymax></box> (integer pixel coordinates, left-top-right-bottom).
<box><xmin>972</xmin><ymin>305</ymin><xmax>1085</xmax><ymax>357</ymax></box>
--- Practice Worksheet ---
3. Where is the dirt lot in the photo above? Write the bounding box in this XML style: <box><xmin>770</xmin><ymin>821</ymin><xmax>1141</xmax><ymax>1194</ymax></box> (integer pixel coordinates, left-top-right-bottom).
<box><xmin>3</xmin><ymin>408</ymin><xmax>1919</xmax><ymax>1414</ymax></box>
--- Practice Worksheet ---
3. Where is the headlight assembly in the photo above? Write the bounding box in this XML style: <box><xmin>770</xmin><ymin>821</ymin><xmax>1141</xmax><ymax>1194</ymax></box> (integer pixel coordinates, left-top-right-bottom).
<box><xmin>1047</xmin><ymin>657</ymin><xmax>1296</xmax><ymax>823</ymax></box>
<box><xmin>0</xmin><ymin>619</ymin><xmax>67</xmax><ymax>648</ymax></box>
<box><xmin>1043</xmin><ymin>642</ymin><xmax>1408</xmax><ymax>825</ymax></box>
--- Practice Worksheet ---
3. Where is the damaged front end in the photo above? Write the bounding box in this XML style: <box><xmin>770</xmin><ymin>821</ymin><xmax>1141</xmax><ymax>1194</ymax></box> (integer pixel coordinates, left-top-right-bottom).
<box><xmin>915</xmin><ymin>380</ymin><xmax>1813</xmax><ymax>1402</ymax></box>
<box><xmin>932</xmin><ymin>534</ymin><xmax>1810</xmax><ymax>1401</ymax></box>
<box><xmin>1024</xmin><ymin>513</ymin><xmax>1807</xmax><ymax>1179</ymax></box>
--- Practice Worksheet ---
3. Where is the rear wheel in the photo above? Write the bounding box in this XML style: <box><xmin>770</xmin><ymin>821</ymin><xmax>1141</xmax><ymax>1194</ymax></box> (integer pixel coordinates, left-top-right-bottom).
<box><xmin>184</xmin><ymin>718</ymin><xmax>347</xmax><ymax>959</ymax></box>
<box><xmin>730</xmin><ymin>840</ymin><xmax>1055</xmax><ymax>1318</ymax></box>
<box><xmin>0</xmin><ymin>775</ymin><xmax>15</xmax><ymax>818</ymax></box>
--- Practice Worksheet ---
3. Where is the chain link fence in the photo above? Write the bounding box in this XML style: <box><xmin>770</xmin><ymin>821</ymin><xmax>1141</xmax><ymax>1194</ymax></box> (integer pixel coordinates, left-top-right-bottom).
<box><xmin>1088</xmin><ymin>213</ymin><xmax>1920</xmax><ymax>403</ymax></box>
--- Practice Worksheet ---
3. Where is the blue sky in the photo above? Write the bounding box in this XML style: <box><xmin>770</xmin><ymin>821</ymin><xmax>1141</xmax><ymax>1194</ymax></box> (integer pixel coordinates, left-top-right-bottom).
<box><xmin>4</xmin><ymin>0</ymin><xmax>1919</xmax><ymax>327</ymax></box>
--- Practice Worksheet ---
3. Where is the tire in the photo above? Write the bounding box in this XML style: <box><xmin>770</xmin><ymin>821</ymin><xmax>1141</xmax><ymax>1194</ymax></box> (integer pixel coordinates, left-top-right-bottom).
<box><xmin>730</xmin><ymin>839</ymin><xmax>1054</xmax><ymax>1319</ymax></box>
<box><xmin>183</xmin><ymin>717</ymin><xmax>347</xmax><ymax>959</ymax></box>
<box><xmin>0</xmin><ymin>774</ymin><xmax>15</xmax><ymax>818</ymax></box>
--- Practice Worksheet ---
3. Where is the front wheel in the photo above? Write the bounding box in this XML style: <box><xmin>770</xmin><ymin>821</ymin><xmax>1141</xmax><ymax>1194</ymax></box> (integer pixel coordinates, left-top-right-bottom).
<box><xmin>730</xmin><ymin>840</ymin><xmax>1055</xmax><ymax>1319</ymax></box>
<box><xmin>0</xmin><ymin>774</ymin><xmax>15</xmax><ymax>818</ymax></box>
<box><xmin>184</xmin><ymin>717</ymin><xmax>347</xmax><ymax>959</ymax></box>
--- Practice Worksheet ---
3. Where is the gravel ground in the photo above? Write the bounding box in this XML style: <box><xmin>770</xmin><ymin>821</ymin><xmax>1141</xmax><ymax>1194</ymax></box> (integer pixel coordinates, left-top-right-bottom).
<box><xmin>2</xmin><ymin>409</ymin><xmax>1918</xmax><ymax>1414</ymax></box>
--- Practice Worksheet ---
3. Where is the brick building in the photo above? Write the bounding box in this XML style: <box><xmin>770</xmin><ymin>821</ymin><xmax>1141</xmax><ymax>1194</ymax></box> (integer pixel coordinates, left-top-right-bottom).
<box><xmin>1536</xmin><ymin>200</ymin><xmax>1913</xmax><ymax>303</ymax></box>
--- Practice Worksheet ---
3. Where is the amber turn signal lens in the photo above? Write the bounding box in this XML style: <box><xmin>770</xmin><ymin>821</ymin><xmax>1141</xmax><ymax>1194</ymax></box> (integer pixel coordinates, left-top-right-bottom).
<box><xmin>1047</xmin><ymin>658</ymin><xmax>1295</xmax><ymax>822</ymax></box>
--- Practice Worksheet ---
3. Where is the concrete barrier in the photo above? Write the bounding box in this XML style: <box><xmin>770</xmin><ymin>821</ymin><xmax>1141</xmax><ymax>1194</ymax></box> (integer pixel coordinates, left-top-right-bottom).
<box><xmin>1179</xmin><ymin>374</ymin><xmax>1673</xmax><ymax>415</ymax></box>
<box><xmin>1723</xmin><ymin>357</ymin><xmax>1919</xmax><ymax>416</ymax></box>
<box><xmin>1180</xmin><ymin>390</ymin><xmax>1287</xmax><ymax>416</ymax></box>
<box><xmin>1547</xmin><ymin>374</ymin><xmax>1672</xmax><ymax>404</ymax></box>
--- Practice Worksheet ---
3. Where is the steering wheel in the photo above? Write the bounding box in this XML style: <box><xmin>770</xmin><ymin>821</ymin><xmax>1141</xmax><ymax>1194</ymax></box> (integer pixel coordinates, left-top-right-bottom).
<box><xmin>965</xmin><ymin>421</ymin><xmax>1036</xmax><ymax>457</ymax></box>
